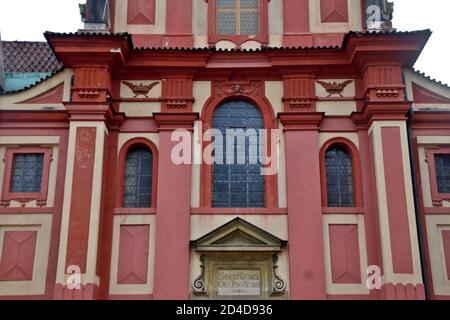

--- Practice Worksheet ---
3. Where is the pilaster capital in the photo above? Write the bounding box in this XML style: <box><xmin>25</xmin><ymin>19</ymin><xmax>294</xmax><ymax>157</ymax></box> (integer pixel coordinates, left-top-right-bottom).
<box><xmin>278</xmin><ymin>112</ymin><xmax>324</xmax><ymax>131</ymax></box>
<box><xmin>153</xmin><ymin>112</ymin><xmax>199</xmax><ymax>131</ymax></box>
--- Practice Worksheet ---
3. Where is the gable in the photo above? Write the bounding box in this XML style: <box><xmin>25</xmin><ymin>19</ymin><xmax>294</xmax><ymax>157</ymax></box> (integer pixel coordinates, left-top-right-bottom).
<box><xmin>412</xmin><ymin>83</ymin><xmax>450</xmax><ymax>104</ymax></box>
<box><xmin>191</xmin><ymin>218</ymin><xmax>287</xmax><ymax>252</ymax></box>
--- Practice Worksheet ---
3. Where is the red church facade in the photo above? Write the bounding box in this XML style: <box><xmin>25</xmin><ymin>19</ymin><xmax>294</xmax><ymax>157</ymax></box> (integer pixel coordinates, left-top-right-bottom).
<box><xmin>0</xmin><ymin>0</ymin><xmax>449</xmax><ymax>300</ymax></box>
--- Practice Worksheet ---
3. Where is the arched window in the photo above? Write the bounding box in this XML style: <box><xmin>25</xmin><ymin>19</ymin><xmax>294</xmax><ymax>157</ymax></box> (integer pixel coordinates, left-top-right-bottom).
<box><xmin>123</xmin><ymin>147</ymin><xmax>153</xmax><ymax>208</ymax></box>
<box><xmin>325</xmin><ymin>146</ymin><xmax>355</xmax><ymax>207</ymax></box>
<box><xmin>212</xmin><ymin>100</ymin><xmax>265</xmax><ymax>208</ymax></box>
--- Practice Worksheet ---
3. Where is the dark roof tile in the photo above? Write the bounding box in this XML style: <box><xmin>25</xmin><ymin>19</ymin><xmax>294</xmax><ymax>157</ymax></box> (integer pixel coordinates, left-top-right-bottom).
<box><xmin>2</xmin><ymin>41</ymin><xmax>62</xmax><ymax>73</ymax></box>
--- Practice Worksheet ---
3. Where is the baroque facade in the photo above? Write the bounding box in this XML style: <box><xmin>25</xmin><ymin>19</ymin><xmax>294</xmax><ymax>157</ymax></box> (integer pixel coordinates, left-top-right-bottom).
<box><xmin>0</xmin><ymin>0</ymin><xmax>449</xmax><ymax>300</ymax></box>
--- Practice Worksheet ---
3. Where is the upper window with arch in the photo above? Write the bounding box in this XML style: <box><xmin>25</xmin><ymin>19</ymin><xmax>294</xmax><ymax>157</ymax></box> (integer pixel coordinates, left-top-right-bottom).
<box><xmin>320</xmin><ymin>139</ymin><xmax>362</xmax><ymax>209</ymax></box>
<box><xmin>118</xmin><ymin>139</ymin><xmax>158</xmax><ymax>209</ymax></box>
<box><xmin>124</xmin><ymin>146</ymin><xmax>153</xmax><ymax>208</ymax></box>
<box><xmin>325</xmin><ymin>146</ymin><xmax>354</xmax><ymax>207</ymax></box>
<box><xmin>211</xmin><ymin>100</ymin><xmax>265</xmax><ymax>208</ymax></box>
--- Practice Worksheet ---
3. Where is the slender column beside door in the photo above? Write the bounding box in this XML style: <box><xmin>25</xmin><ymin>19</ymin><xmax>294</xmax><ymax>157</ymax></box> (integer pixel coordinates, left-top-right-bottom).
<box><xmin>152</xmin><ymin>113</ymin><xmax>198</xmax><ymax>299</ymax></box>
<box><xmin>279</xmin><ymin>112</ymin><xmax>327</xmax><ymax>300</ymax></box>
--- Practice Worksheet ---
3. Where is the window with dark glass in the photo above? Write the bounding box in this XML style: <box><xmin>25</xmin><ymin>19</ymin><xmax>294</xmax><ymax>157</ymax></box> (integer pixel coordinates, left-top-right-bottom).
<box><xmin>11</xmin><ymin>153</ymin><xmax>44</xmax><ymax>193</ymax></box>
<box><xmin>434</xmin><ymin>154</ymin><xmax>450</xmax><ymax>194</ymax></box>
<box><xmin>212</xmin><ymin>100</ymin><xmax>265</xmax><ymax>208</ymax></box>
<box><xmin>124</xmin><ymin>147</ymin><xmax>153</xmax><ymax>208</ymax></box>
<box><xmin>325</xmin><ymin>147</ymin><xmax>355</xmax><ymax>207</ymax></box>
<box><xmin>217</xmin><ymin>0</ymin><xmax>259</xmax><ymax>35</ymax></box>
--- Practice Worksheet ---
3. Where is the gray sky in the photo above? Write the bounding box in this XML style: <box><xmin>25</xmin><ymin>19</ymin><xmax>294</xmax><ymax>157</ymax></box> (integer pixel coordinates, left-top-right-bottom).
<box><xmin>0</xmin><ymin>0</ymin><xmax>448</xmax><ymax>84</ymax></box>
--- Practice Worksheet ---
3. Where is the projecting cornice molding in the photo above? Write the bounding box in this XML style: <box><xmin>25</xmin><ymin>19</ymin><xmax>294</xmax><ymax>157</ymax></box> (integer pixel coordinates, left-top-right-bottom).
<box><xmin>43</xmin><ymin>30</ymin><xmax>431</xmax><ymax>72</ymax></box>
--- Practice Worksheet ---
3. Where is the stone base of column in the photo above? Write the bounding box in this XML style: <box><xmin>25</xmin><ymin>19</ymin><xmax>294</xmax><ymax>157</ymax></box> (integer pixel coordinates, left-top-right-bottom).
<box><xmin>380</xmin><ymin>283</ymin><xmax>426</xmax><ymax>300</ymax></box>
<box><xmin>53</xmin><ymin>283</ymin><xmax>100</xmax><ymax>300</ymax></box>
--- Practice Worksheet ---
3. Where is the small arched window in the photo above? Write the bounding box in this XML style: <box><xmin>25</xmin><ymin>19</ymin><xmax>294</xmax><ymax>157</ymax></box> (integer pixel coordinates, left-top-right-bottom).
<box><xmin>325</xmin><ymin>146</ymin><xmax>355</xmax><ymax>207</ymax></box>
<box><xmin>123</xmin><ymin>147</ymin><xmax>153</xmax><ymax>208</ymax></box>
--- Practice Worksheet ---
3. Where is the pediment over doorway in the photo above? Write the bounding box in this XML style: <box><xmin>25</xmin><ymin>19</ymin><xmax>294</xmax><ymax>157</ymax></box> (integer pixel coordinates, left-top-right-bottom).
<box><xmin>190</xmin><ymin>218</ymin><xmax>287</xmax><ymax>252</ymax></box>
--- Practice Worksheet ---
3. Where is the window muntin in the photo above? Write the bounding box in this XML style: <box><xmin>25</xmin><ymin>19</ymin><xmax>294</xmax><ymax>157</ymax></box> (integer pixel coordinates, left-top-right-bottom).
<box><xmin>212</xmin><ymin>100</ymin><xmax>265</xmax><ymax>208</ymax></box>
<box><xmin>217</xmin><ymin>0</ymin><xmax>259</xmax><ymax>35</ymax></box>
<box><xmin>325</xmin><ymin>147</ymin><xmax>355</xmax><ymax>207</ymax></box>
<box><xmin>10</xmin><ymin>153</ymin><xmax>44</xmax><ymax>193</ymax></box>
<box><xmin>434</xmin><ymin>154</ymin><xmax>450</xmax><ymax>194</ymax></box>
<box><xmin>124</xmin><ymin>147</ymin><xmax>153</xmax><ymax>208</ymax></box>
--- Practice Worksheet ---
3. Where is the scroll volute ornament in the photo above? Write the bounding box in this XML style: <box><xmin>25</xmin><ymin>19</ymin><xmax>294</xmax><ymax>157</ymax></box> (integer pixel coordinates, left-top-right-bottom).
<box><xmin>215</xmin><ymin>81</ymin><xmax>262</xmax><ymax>98</ymax></box>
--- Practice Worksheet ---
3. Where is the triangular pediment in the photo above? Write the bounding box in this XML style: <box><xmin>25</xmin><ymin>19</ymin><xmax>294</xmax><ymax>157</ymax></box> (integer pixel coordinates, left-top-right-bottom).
<box><xmin>412</xmin><ymin>83</ymin><xmax>450</xmax><ymax>104</ymax></box>
<box><xmin>191</xmin><ymin>218</ymin><xmax>287</xmax><ymax>252</ymax></box>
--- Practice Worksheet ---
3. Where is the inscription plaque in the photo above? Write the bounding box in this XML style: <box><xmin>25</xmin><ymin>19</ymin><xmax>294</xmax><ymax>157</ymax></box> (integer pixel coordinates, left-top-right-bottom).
<box><xmin>217</xmin><ymin>270</ymin><xmax>261</xmax><ymax>296</ymax></box>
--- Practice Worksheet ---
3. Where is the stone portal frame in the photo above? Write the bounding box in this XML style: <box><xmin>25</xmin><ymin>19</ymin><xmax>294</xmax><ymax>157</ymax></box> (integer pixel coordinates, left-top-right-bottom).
<box><xmin>190</xmin><ymin>217</ymin><xmax>287</xmax><ymax>299</ymax></box>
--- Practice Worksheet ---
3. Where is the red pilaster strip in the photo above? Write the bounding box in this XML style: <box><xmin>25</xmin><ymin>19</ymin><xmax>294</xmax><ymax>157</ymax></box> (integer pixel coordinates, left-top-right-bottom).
<box><xmin>381</xmin><ymin>127</ymin><xmax>414</xmax><ymax>274</ymax></box>
<box><xmin>442</xmin><ymin>230</ymin><xmax>450</xmax><ymax>280</ymax></box>
<box><xmin>65</xmin><ymin>127</ymin><xmax>97</xmax><ymax>272</ymax></box>
<box><xmin>152</xmin><ymin>113</ymin><xmax>198</xmax><ymax>299</ymax></box>
<box><xmin>279</xmin><ymin>112</ymin><xmax>327</xmax><ymax>299</ymax></box>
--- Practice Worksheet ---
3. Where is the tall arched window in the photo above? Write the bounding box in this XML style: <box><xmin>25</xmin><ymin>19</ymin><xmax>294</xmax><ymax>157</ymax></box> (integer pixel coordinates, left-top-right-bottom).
<box><xmin>124</xmin><ymin>147</ymin><xmax>153</xmax><ymax>208</ymax></box>
<box><xmin>212</xmin><ymin>100</ymin><xmax>265</xmax><ymax>208</ymax></box>
<box><xmin>325</xmin><ymin>146</ymin><xmax>355</xmax><ymax>207</ymax></box>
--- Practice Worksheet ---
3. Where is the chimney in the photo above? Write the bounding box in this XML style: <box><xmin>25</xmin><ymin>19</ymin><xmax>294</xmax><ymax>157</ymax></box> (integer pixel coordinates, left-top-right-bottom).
<box><xmin>80</xmin><ymin>0</ymin><xmax>110</xmax><ymax>32</ymax></box>
<box><xmin>0</xmin><ymin>33</ymin><xmax>5</xmax><ymax>92</ymax></box>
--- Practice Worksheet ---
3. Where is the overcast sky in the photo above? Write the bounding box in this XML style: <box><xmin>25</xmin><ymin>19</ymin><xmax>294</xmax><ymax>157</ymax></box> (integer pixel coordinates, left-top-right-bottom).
<box><xmin>0</xmin><ymin>0</ymin><xmax>448</xmax><ymax>84</ymax></box>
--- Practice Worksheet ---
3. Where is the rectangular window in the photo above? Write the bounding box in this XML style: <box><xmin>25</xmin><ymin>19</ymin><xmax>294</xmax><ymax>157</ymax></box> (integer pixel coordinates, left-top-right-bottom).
<box><xmin>10</xmin><ymin>154</ymin><xmax>44</xmax><ymax>193</ymax></box>
<box><xmin>1</xmin><ymin>147</ymin><xmax>52</xmax><ymax>207</ymax></box>
<box><xmin>217</xmin><ymin>0</ymin><xmax>259</xmax><ymax>35</ymax></box>
<box><xmin>425</xmin><ymin>147</ymin><xmax>450</xmax><ymax>207</ymax></box>
<box><xmin>435</xmin><ymin>154</ymin><xmax>450</xmax><ymax>194</ymax></box>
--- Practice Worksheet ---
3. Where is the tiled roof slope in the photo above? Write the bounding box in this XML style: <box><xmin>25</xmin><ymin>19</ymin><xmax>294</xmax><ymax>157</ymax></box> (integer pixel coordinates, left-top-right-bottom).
<box><xmin>2</xmin><ymin>41</ymin><xmax>62</xmax><ymax>73</ymax></box>
<box><xmin>412</xmin><ymin>68</ymin><xmax>449</xmax><ymax>89</ymax></box>
<box><xmin>43</xmin><ymin>29</ymin><xmax>432</xmax><ymax>52</ymax></box>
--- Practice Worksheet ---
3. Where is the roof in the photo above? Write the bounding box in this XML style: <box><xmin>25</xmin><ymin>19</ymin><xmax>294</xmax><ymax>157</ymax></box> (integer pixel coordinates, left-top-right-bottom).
<box><xmin>0</xmin><ymin>67</ymin><xmax>64</xmax><ymax>96</ymax></box>
<box><xmin>2</xmin><ymin>41</ymin><xmax>62</xmax><ymax>73</ymax></box>
<box><xmin>411</xmin><ymin>68</ymin><xmax>449</xmax><ymax>89</ymax></box>
<box><xmin>44</xmin><ymin>29</ymin><xmax>432</xmax><ymax>52</ymax></box>
<box><xmin>1</xmin><ymin>29</ymin><xmax>434</xmax><ymax>96</ymax></box>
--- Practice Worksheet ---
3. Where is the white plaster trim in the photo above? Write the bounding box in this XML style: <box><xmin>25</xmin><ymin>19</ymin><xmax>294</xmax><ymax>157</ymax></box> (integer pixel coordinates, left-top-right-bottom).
<box><xmin>109</xmin><ymin>215</ymin><xmax>156</xmax><ymax>295</ymax></box>
<box><xmin>56</xmin><ymin>122</ymin><xmax>107</xmax><ymax>285</ymax></box>
<box><xmin>309</xmin><ymin>0</ymin><xmax>362</xmax><ymax>33</ymax></box>
<box><xmin>319</xmin><ymin>132</ymin><xmax>359</xmax><ymax>149</ymax></box>
<box><xmin>0</xmin><ymin>214</ymin><xmax>52</xmax><ymax>296</ymax></box>
<box><xmin>114</xmin><ymin>0</ymin><xmax>166</xmax><ymax>34</ymax></box>
<box><xmin>322</xmin><ymin>214</ymin><xmax>369</xmax><ymax>295</ymax></box>
<box><xmin>369</xmin><ymin>121</ymin><xmax>423</xmax><ymax>285</ymax></box>
<box><xmin>0</xmin><ymin>69</ymin><xmax>73</xmax><ymax>110</ymax></box>
<box><xmin>425</xmin><ymin>215</ymin><xmax>450</xmax><ymax>295</ymax></box>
